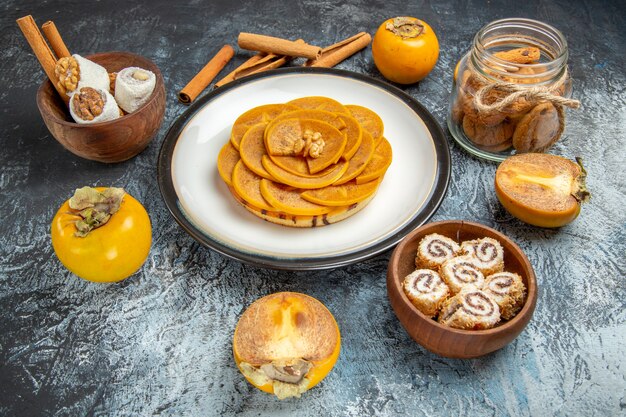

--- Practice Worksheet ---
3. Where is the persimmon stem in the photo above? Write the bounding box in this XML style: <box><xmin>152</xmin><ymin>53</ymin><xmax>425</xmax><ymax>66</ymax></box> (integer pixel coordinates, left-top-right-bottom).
<box><xmin>385</xmin><ymin>17</ymin><xmax>424</xmax><ymax>39</ymax></box>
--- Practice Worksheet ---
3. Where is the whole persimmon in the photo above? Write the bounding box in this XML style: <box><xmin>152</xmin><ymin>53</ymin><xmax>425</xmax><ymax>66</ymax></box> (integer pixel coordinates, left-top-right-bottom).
<box><xmin>372</xmin><ymin>16</ymin><xmax>439</xmax><ymax>84</ymax></box>
<box><xmin>51</xmin><ymin>186</ymin><xmax>151</xmax><ymax>282</ymax></box>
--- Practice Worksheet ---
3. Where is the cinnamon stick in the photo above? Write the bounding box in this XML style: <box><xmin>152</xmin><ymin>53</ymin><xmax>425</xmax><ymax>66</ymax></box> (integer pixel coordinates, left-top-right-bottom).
<box><xmin>305</xmin><ymin>32</ymin><xmax>372</xmax><ymax>68</ymax></box>
<box><xmin>238</xmin><ymin>33</ymin><xmax>321</xmax><ymax>60</ymax></box>
<box><xmin>215</xmin><ymin>39</ymin><xmax>307</xmax><ymax>88</ymax></box>
<box><xmin>16</xmin><ymin>15</ymin><xmax>68</xmax><ymax>103</ymax></box>
<box><xmin>178</xmin><ymin>44</ymin><xmax>235</xmax><ymax>104</ymax></box>
<box><xmin>215</xmin><ymin>52</ymin><xmax>290</xmax><ymax>88</ymax></box>
<box><xmin>41</xmin><ymin>21</ymin><xmax>71</xmax><ymax>59</ymax></box>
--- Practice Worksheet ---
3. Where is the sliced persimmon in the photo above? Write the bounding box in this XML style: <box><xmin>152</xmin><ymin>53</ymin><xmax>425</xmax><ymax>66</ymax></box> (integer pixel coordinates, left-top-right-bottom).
<box><xmin>334</xmin><ymin>130</ymin><xmax>375</xmax><ymax>185</ymax></box>
<box><xmin>260</xmin><ymin>180</ymin><xmax>331</xmax><ymax>216</ymax></box>
<box><xmin>266</xmin><ymin>109</ymin><xmax>347</xmax><ymax>133</ymax></box>
<box><xmin>269</xmin><ymin>155</ymin><xmax>343</xmax><ymax>178</ymax></box>
<box><xmin>287</xmin><ymin>96</ymin><xmax>349</xmax><ymax>114</ymax></box>
<box><xmin>217</xmin><ymin>141</ymin><xmax>241</xmax><ymax>186</ymax></box>
<box><xmin>268</xmin><ymin>154</ymin><xmax>311</xmax><ymax>177</ymax></box>
<box><xmin>232</xmin><ymin>160</ymin><xmax>275</xmax><ymax>211</ymax></box>
<box><xmin>355</xmin><ymin>137</ymin><xmax>392</xmax><ymax>184</ymax></box>
<box><xmin>231</xmin><ymin>186</ymin><xmax>378</xmax><ymax>227</ymax></box>
<box><xmin>230</xmin><ymin>104</ymin><xmax>298</xmax><ymax>150</ymax></box>
<box><xmin>265</xmin><ymin>118</ymin><xmax>346</xmax><ymax>174</ymax></box>
<box><xmin>336</xmin><ymin>114</ymin><xmax>362</xmax><ymax>160</ymax></box>
<box><xmin>300</xmin><ymin>179</ymin><xmax>380</xmax><ymax>206</ymax></box>
<box><xmin>239</xmin><ymin>123</ymin><xmax>273</xmax><ymax>179</ymax></box>
<box><xmin>345</xmin><ymin>104</ymin><xmax>384</xmax><ymax>145</ymax></box>
<box><xmin>263</xmin><ymin>110</ymin><xmax>348</xmax><ymax>177</ymax></box>
<box><xmin>262</xmin><ymin>155</ymin><xmax>347</xmax><ymax>189</ymax></box>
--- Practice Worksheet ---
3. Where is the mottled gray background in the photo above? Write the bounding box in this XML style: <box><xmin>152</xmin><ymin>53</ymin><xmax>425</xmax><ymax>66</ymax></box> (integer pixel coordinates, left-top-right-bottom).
<box><xmin>1</xmin><ymin>0</ymin><xmax>624</xmax><ymax>416</ymax></box>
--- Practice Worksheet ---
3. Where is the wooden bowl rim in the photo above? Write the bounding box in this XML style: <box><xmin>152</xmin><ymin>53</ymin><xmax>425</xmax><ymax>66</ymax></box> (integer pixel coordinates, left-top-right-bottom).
<box><xmin>389</xmin><ymin>219</ymin><xmax>537</xmax><ymax>336</ymax></box>
<box><xmin>36</xmin><ymin>51</ymin><xmax>164</xmax><ymax>128</ymax></box>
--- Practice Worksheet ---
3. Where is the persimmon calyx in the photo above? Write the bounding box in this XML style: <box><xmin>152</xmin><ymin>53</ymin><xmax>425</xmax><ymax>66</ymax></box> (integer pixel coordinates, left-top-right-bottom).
<box><xmin>573</xmin><ymin>157</ymin><xmax>591</xmax><ymax>203</ymax></box>
<box><xmin>385</xmin><ymin>17</ymin><xmax>424</xmax><ymax>39</ymax></box>
<box><xmin>68</xmin><ymin>186</ymin><xmax>125</xmax><ymax>237</ymax></box>
<box><xmin>239</xmin><ymin>358</ymin><xmax>312</xmax><ymax>399</ymax></box>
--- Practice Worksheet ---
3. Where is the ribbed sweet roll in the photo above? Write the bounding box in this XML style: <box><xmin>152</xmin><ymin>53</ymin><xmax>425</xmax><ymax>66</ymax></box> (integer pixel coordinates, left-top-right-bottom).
<box><xmin>438</xmin><ymin>288</ymin><xmax>501</xmax><ymax>330</ymax></box>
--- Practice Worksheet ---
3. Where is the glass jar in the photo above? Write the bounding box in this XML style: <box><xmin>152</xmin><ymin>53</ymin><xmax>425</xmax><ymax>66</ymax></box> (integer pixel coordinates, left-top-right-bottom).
<box><xmin>447</xmin><ymin>18</ymin><xmax>573</xmax><ymax>162</ymax></box>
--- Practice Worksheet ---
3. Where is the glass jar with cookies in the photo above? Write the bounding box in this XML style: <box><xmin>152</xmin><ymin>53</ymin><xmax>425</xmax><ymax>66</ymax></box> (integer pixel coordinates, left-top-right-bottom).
<box><xmin>447</xmin><ymin>18</ymin><xmax>580</xmax><ymax>161</ymax></box>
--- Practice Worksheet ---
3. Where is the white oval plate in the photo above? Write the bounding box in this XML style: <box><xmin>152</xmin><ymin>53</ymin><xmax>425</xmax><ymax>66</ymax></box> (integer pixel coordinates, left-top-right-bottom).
<box><xmin>158</xmin><ymin>68</ymin><xmax>450</xmax><ymax>270</ymax></box>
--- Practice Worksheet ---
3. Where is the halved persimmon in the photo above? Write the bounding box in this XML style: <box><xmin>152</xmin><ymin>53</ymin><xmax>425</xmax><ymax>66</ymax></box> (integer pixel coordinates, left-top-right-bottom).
<box><xmin>233</xmin><ymin>292</ymin><xmax>341</xmax><ymax>400</ymax></box>
<box><xmin>355</xmin><ymin>137</ymin><xmax>393</xmax><ymax>184</ymax></box>
<box><xmin>260</xmin><ymin>179</ymin><xmax>331</xmax><ymax>216</ymax></box>
<box><xmin>495</xmin><ymin>153</ymin><xmax>590</xmax><ymax>228</ymax></box>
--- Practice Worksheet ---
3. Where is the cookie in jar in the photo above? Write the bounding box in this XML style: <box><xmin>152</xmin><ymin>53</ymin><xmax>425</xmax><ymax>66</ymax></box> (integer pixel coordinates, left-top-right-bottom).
<box><xmin>447</xmin><ymin>18</ymin><xmax>580</xmax><ymax>161</ymax></box>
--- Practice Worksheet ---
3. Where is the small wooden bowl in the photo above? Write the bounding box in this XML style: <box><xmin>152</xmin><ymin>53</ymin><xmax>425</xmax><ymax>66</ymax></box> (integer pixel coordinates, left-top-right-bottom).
<box><xmin>387</xmin><ymin>220</ymin><xmax>537</xmax><ymax>358</ymax></box>
<box><xmin>36</xmin><ymin>51</ymin><xmax>166</xmax><ymax>163</ymax></box>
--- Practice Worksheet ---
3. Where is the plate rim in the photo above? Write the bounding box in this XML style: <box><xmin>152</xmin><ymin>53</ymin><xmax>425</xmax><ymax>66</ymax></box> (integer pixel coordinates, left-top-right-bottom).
<box><xmin>157</xmin><ymin>67</ymin><xmax>451</xmax><ymax>270</ymax></box>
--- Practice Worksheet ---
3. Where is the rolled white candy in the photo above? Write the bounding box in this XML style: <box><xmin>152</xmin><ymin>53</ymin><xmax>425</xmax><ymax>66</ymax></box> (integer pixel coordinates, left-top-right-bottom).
<box><xmin>73</xmin><ymin>54</ymin><xmax>110</xmax><ymax>93</ymax></box>
<box><xmin>114</xmin><ymin>67</ymin><xmax>156</xmax><ymax>113</ymax></box>
<box><xmin>69</xmin><ymin>87</ymin><xmax>121</xmax><ymax>124</ymax></box>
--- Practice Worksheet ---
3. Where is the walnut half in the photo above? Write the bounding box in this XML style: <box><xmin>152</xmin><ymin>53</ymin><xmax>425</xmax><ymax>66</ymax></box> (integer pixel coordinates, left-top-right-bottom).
<box><xmin>301</xmin><ymin>129</ymin><xmax>325</xmax><ymax>158</ymax></box>
<box><xmin>71</xmin><ymin>87</ymin><xmax>104</xmax><ymax>121</ymax></box>
<box><xmin>55</xmin><ymin>56</ymin><xmax>80</xmax><ymax>94</ymax></box>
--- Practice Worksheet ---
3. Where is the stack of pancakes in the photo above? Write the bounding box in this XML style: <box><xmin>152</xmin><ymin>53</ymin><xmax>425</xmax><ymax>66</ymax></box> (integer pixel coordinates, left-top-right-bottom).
<box><xmin>217</xmin><ymin>96</ymin><xmax>392</xmax><ymax>227</ymax></box>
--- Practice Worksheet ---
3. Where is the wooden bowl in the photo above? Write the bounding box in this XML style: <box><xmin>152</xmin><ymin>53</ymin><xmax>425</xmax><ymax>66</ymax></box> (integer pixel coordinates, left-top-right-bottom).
<box><xmin>36</xmin><ymin>51</ymin><xmax>166</xmax><ymax>163</ymax></box>
<box><xmin>387</xmin><ymin>220</ymin><xmax>537</xmax><ymax>358</ymax></box>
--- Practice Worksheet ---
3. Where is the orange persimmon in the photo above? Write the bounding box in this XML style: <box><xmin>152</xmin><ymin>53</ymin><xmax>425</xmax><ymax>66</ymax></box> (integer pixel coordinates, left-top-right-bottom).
<box><xmin>233</xmin><ymin>292</ymin><xmax>341</xmax><ymax>400</ymax></box>
<box><xmin>495</xmin><ymin>153</ymin><xmax>590</xmax><ymax>228</ymax></box>
<box><xmin>51</xmin><ymin>187</ymin><xmax>151</xmax><ymax>282</ymax></box>
<box><xmin>372</xmin><ymin>16</ymin><xmax>439</xmax><ymax>84</ymax></box>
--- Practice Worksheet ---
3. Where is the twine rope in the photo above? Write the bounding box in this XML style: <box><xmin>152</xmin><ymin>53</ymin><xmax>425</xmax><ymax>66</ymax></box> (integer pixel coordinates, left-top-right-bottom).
<box><xmin>472</xmin><ymin>69</ymin><xmax>580</xmax><ymax>113</ymax></box>
<box><xmin>471</xmin><ymin>69</ymin><xmax>581</xmax><ymax>152</ymax></box>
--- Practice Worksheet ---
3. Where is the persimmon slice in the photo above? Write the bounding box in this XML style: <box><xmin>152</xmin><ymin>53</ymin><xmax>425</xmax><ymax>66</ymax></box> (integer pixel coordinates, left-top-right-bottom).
<box><xmin>346</xmin><ymin>104</ymin><xmax>384</xmax><ymax>144</ymax></box>
<box><xmin>228</xmin><ymin>185</ymin><xmax>377</xmax><ymax>228</ymax></box>
<box><xmin>265</xmin><ymin>118</ymin><xmax>347</xmax><ymax>174</ymax></box>
<box><xmin>300</xmin><ymin>179</ymin><xmax>380</xmax><ymax>206</ymax></box>
<box><xmin>334</xmin><ymin>130</ymin><xmax>375</xmax><ymax>185</ymax></box>
<box><xmin>232</xmin><ymin>160</ymin><xmax>274</xmax><ymax>211</ymax></box>
<box><xmin>355</xmin><ymin>137</ymin><xmax>393</xmax><ymax>184</ymax></box>
<box><xmin>217</xmin><ymin>141</ymin><xmax>240</xmax><ymax>186</ymax></box>
<box><xmin>260</xmin><ymin>179</ymin><xmax>331</xmax><ymax>216</ymax></box>
<box><xmin>337</xmin><ymin>114</ymin><xmax>362</xmax><ymax>160</ymax></box>
<box><xmin>233</xmin><ymin>292</ymin><xmax>341</xmax><ymax>399</ymax></box>
<box><xmin>262</xmin><ymin>155</ymin><xmax>347</xmax><ymax>189</ymax></box>
<box><xmin>268</xmin><ymin>154</ymin><xmax>311</xmax><ymax>177</ymax></box>
<box><xmin>266</xmin><ymin>109</ymin><xmax>347</xmax><ymax>132</ymax></box>
<box><xmin>239</xmin><ymin>123</ymin><xmax>273</xmax><ymax>179</ymax></box>
<box><xmin>287</xmin><ymin>96</ymin><xmax>349</xmax><ymax>114</ymax></box>
<box><xmin>230</xmin><ymin>104</ymin><xmax>298</xmax><ymax>150</ymax></box>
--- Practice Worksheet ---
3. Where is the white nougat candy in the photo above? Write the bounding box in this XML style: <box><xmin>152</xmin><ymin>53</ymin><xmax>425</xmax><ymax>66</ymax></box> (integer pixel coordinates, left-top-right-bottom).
<box><xmin>69</xmin><ymin>88</ymin><xmax>120</xmax><ymax>124</ymax></box>
<box><xmin>114</xmin><ymin>67</ymin><xmax>156</xmax><ymax>113</ymax></box>
<box><xmin>73</xmin><ymin>54</ymin><xmax>110</xmax><ymax>93</ymax></box>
